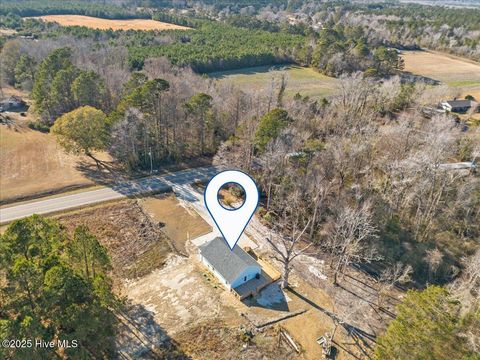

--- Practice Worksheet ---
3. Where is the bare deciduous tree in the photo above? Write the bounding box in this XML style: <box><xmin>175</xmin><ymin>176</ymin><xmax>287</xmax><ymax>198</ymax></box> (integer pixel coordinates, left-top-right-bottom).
<box><xmin>424</xmin><ymin>248</ymin><xmax>444</xmax><ymax>282</ymax></box>
<box><xmin>451</xmin><ymin>249</ymin><xmax>480</xmax><ymax>353</ymax></box>
<box><xmin>328</xmin><ymin>203</ymin><xmax>380</xmax><ymax>285</ymax></box>
<box><xmin>451</xmin><ymin>249</ymin><xmax>480</xmax><ymax>312</ymax></box>
<box><xmin>377</xmin><ymin>262</ymin><xmax>412</xmax><ymax>308</ymax></box>
<box><xmin>266</xmin><ymin>189</ymin><xmax>312</xmax><ymax>289</ymax></box>
<box><xmin>257</xmin><ymin>139</ymin><xmax>287</xmax><ymax>211</ymax></box>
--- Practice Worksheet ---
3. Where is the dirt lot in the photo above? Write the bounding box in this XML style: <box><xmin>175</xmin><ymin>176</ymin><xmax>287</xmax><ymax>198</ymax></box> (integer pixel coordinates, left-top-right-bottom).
<box><xmin>281</xmin><ymin>279</ymin><xmax>353</xmax><ymax>360</ymax></box>
<box><xmin>139</xmin><ymin>194</ymin><xmax>211</xmax><ymax>254</ymax></box>
<box><xmin>56</xmin><ymin>200</ymin><xmax>172</xmax><ymax>280</ymax></box>
<box><xmin>0</xmin><ymin>28</ymin><xmax>17</xmax><ymax>35</ymax></box>
<box><xmin>31</xmin><ymin>15</ymin><xmax>191</xmax><ymax>31</ymax></box>
<box><xmin>121</xmin><ymin>254</ymin><xmax>297</xmax><ymax>359</ymax></box>
<box><xmin>121</xmin><ymin>255</ymin><xmax>236</xmax><ymax>334</ymax></box>
<box><xmin>174</xmin><ymin>319</ymin><xmax>294</xmax><ymax>360</ymax></box>
<box><xmin>402</xmin><ymin>50</ymin><xmax>480</xmax><ymax>99</ymax></box>
<box><xmin>238</xmin><ymin>272</ymin><xmax>369</xmax><ymax>360</ymax></box>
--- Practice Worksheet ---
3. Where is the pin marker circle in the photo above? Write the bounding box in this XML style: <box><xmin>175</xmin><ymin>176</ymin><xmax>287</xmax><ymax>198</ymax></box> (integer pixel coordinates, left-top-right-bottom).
<box><xmin>204</xmin><ymin>170</ymin><xmax>259</xmax><ymax>250</ymax></box>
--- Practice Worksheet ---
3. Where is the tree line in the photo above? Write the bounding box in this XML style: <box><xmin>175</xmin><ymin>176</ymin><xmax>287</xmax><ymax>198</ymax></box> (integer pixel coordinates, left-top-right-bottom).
<box><xmin>127</xmin><ymin>22</ymin><xmax>304</xmax><ymax>72</ymax></box>
<box><xmin>7</xmin><ymin>43</ymin><xmax>262</xmax><ymax>171</ymax></box>
<box><xmin>0</xmin><ymin>215</ymin><xmax>117</xmax><ymax>359</ymax></box>
<box><xmin>0</xmin><ymin>4</ymin><xmax>407</xmax><ymax>77</ymax></box>
<box><xmin>341</xmin><ymin>3</ymin><xmax>480</xmax><ymax>61</ymax></box>
<box><xmin>296</xmin><ymin>23</ymin><xmax>404</xmax><ymax>77</ymax></box>
<box><xmin>0</xmin><ymin>0</ymin><xmax>148</xmax><ymax>20</ymax></box>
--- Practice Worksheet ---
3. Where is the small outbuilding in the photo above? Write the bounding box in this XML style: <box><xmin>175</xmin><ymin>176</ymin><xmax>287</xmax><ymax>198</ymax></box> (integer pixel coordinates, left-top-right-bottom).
<box><xmin>0</xmin><ymin>96</ymin><xmax>28</xmax><ymax>113</ymax></box>
<box><xmin>199</xmin><ymin>237</ymin><xmax>261</xmax><ymax>291</ymax></box>
<box><xmin>440</xmin><ymin>99</ymin><xmax>478</xmax><ymax>113</ymax></box>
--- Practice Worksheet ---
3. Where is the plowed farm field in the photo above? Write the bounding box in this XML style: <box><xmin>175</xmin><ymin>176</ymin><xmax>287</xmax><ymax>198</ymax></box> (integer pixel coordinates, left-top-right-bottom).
<box><xmin>30</xmin><ymin>15</ymin><xmax>191</xmax><ymax>31</ymax></box>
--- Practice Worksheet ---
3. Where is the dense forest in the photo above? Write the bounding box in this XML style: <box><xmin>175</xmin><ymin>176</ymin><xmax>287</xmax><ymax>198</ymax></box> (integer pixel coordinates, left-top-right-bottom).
<box><xmin>340</xmin><ymin>3</ymin><xmax>480</xmax><ymax>61</ymax></box>
<box><xmin>127</xmin><ymin>23</ymin><xmax>304</xmax><ymax>72</ymax></box>
<box><xmin>0</xmin><ymin>16</ymin><xmax>402</xmax><ymax>77</ymax></box>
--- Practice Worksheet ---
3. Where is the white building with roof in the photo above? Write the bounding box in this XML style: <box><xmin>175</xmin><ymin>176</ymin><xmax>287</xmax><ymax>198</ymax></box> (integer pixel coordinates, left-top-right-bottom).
<box><xmin>199</xmin><ymin>237</ymin><xmax>261</xmax><ymax>290</ymax></box>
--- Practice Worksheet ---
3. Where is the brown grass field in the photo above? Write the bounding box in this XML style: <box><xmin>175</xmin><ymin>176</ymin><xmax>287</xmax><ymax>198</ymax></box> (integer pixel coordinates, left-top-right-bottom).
<box><xmin>0</xmin><ymin>115</ymin><xmax>97</xmax><ymax>203</ymax></box>
<box><xmin>0</xmin><ymin>84</ymin><xmax>109</xmax><ymax>204</ymax></box>
<box><xmin>402</xmin><ymin>50</ymin><xmax>480</xmax><ymax>99</ymax></box>
<box><xmin>30</xmin><ymin>15</ymin><xmax>191</xmax><ymax>31</ymax></box>
<box><xmin>56</xmin><ymin>200</ymin><xmax>172</xmax><ymax>280</ymax></box>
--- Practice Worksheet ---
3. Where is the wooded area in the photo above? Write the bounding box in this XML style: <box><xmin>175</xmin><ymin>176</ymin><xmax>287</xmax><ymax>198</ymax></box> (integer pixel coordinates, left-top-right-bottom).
<box><xmin>0</xmin><ymin>216</ymin><xmax>117</xmax><ymax>359</ymax></box>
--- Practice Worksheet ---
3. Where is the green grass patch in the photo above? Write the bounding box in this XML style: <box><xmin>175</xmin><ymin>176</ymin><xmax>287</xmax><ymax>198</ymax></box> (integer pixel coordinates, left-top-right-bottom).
<box><xmin>210</xmin><ymin>65</ymin><xmax>338</xmax><ymax>99</ymax></box>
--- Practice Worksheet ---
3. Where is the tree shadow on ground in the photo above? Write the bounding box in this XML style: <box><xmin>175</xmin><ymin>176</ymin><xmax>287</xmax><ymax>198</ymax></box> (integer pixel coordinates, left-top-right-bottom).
<box><xmin>335</xmin><ymin>282</ymin><xmax>396</xmax><ymax>320</ymax></box>
<box><xmin>75</xmin><ymin>159</ymin><xmax>126</xmax><ymax>186</ymax></box>
<box><xmin>75</xmin><ymin>158</ymin><xmax>217</xmax><ymax>199</ymax></box>
<box><xmin>242</xmin><ymin>282</ymin><xmax>290</xmax><ymax>312</ymax></box>
<box><xmin>208</xmin><ymin>64</ymin><xmax>297</xmax><ymax>78</ymax></box>
<box><xmin>287</xmin><ymin>287</ymin><xmax>376</xmax><ymax>358</ymax></box>
<box><xmin>115</xmin><ymin>303</ymin><xmax>191</xmax><ymax>359</ymax></box>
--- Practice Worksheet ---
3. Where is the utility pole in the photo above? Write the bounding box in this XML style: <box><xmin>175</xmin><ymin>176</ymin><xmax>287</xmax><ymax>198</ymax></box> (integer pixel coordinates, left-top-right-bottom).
<box><xmin>148</xmin><ymin>148</ymin><xmax>153</xmax><ymax>174</ymax></box>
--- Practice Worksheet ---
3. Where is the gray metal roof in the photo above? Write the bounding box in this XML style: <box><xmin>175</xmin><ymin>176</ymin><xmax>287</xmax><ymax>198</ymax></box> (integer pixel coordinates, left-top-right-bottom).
<box><xmin>444</xmin><ymin>100</ymin><xmax>473</xmax><ymax>108</ymax></box>
<box><xmin>199</xmin><ymin>237</ymin><xmax>259</xmax><ymax>284</ymax></box>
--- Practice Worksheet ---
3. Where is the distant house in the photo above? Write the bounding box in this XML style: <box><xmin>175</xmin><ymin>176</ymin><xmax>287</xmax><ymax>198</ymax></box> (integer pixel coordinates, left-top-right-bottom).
<box><xmin>440</xmin><ymin>99</ymin><xmax>478</xmax><ymax>113</ymax></box>
<box><xmin>199</xmin><ymin>237</ymin><xmax>261</xmax><ymax>291</ymax></box>
<box><xmin>0</xmin><ymin>96</ymin><xmax>28</xmax><ymax>113</ymax></box>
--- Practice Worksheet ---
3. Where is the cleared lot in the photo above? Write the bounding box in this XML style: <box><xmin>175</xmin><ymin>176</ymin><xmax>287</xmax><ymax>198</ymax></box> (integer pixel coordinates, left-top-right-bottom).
<box><xmin>139</xmin><ymin>194</ymin><xmax>212</xmax><ymax>254</ymax></box>
<box><xmin>56</xmin><ymin>200</ymin><xmax>172</xmax><ymax>280</ymax></box>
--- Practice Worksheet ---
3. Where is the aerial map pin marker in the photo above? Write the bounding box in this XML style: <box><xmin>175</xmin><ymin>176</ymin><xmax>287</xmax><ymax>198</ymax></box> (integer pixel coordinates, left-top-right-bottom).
<box><xmin>204</xmin><ymin>170</ymin><xmax>259</xmax><ymax>250</ymax></box>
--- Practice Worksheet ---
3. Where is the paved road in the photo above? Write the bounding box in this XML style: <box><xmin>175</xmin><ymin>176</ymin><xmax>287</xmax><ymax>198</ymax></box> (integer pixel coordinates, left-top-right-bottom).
<box><xmin>0</xmin><ymin>167</ymin><xmax>218</xmax><ymax>224</ymax></box>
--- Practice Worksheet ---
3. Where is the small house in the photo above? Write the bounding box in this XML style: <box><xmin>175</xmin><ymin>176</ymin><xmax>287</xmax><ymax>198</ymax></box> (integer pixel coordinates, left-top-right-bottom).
<box><xmin>440</xmin><ymin>99</ymin><xmax>478</xmax><ymax>113</ymax></box>
<box><xmin>199</xmin><ymin>237</ymin><xmax>261</xmax><ymax>291</ymax></box>
<box><xmin>0</xmin><ymin>96</ymin><xmax>28</xmax><ymax>113</ymax></box>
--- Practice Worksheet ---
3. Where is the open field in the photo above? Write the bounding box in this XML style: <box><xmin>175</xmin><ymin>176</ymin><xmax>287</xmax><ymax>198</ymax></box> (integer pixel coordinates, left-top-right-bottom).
<box><xmin>210</xmin><ymin>65</ymin><xmax>338</xmax><ymax>99</ymax></box>
<box><xmin>402</xmin><ymin>50</ymin><xmax>480</xmax><ymax>99</ymax></box>
<box><xmin>0</xmin><ymin>114</ymin><xmax>98</xmax><ymax>204</ymax></box>
<box><xmin>30</xmin><ymin>15</ymin><xmax>191</xmax><ymax>31</ymax></box>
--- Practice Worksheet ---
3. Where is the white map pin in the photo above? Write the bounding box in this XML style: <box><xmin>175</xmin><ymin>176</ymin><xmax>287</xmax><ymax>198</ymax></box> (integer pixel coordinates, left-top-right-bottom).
<box><xmin>204</xmin><ymin>170</ymin><xmax>259</xmax><ymax>250</ymax></box>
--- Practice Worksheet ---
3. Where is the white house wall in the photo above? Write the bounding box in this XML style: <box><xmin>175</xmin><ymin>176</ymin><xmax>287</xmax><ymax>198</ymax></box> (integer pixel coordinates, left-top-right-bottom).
<box><xmin>231</xmin><ymin>265</ymin><xmax>261</xmax><ymax>289</ymax></box>
<box><xmin>201</xmin><ymin>256</ymin><xmax>230</xmax><ymax>288</ymax></box>
<box><xmin>200</xmin><ymin>256</ymin><xmax>261</xmax><ymax>290</ymax></box>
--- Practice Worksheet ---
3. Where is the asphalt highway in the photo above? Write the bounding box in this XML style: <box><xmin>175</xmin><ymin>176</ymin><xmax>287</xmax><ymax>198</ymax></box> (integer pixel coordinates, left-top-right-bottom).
<box><xmin>0</xmin><ymin>166</ymin><xmax>218</xmax><ymax>224</ymax></box>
